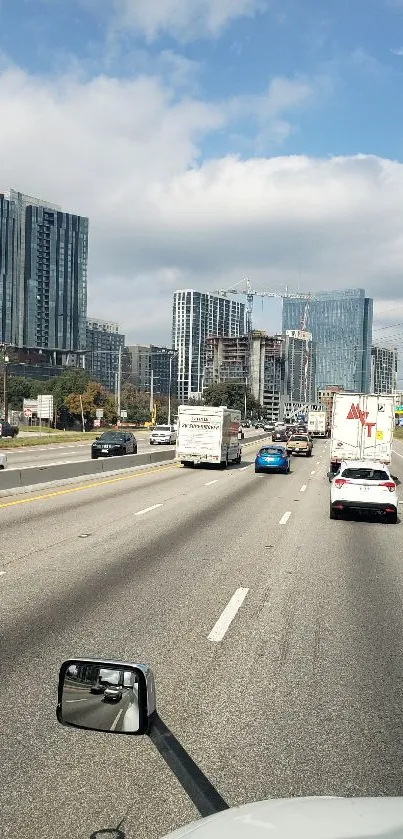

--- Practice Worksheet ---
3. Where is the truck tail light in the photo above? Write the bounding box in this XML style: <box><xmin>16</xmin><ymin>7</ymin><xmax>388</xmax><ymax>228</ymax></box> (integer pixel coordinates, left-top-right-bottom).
<box><xmin>380</xmin><ymin>481</ymin><xmax>396</xmax><ymax>492</ymax></box>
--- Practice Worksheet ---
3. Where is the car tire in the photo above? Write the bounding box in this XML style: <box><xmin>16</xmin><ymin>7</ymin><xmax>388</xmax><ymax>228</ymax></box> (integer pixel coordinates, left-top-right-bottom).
<box><xmin>91</xmin><ymin>454</ymin><xmax>98</xmax><ymax>460</ymax></box>
<box><xmin>387</xmin><ymin>510</ymin><xmax>398</xmax><ymax>524</ymax></box>
<box><xmin>255</xmin><ymin>467</ymin><xmax>261</xmax><ymax>473</ymax></box>
<box><xmin>0</xmin><ymin>464</ymin><xmax>4</xmax><ymax>470</ymax></box>
<box><xmin>134</xmin><ymin>447</ymin><xmax>138</xmax><ymax>454</ymax></box>
<box><xmin>329</xmin><ymin>504</ymin><xmax>338</xmax><ymax>520</ymax></box>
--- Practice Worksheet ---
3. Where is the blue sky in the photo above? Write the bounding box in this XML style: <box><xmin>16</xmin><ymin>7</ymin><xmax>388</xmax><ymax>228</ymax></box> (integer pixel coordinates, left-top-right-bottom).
<box><xmin>0</xmin><ymin>0</ymin><xmax>403</xmax><ymax>363</ymax></box>
<box><xmin>2</xmin><ymin>0</ymin><xmax>403</xmax><ymax>160</ymax></box>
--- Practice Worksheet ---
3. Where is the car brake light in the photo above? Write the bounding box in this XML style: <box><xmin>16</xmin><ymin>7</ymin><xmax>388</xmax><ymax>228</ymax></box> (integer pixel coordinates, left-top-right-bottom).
<box><xmin>380</xmin><ymin>481</ymin><xmax>396</xmax><ymax>492</ymax></box>
<box><xmin>334</xmin><ymin>478</ymin><xmax>348</xmax><ymax>488</ymax></box>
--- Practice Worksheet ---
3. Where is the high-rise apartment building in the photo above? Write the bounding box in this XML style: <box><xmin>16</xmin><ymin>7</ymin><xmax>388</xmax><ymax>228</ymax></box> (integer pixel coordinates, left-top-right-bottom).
<box><xmin>125</xmin><ymin>344</ymin><xmax>178</xmax><ymax>396</ymax></box>
<box><xmin>371</xmin><ymin>346</ymin><xmax>397</xmax><ymax>394</ymax></box>
<box><xmin>0</xmin><ymin>189</ymin><xmax>88</xmax><ymax>366</ymax></box>
<box><xmin>86</xmin><ymin>319</ymin><xmax>125</xmax><ymax>393</ymax></box>
<box><xmin>172</xmin><ymin>290</ymin><xmax>245</xmax><ymax>401</ymax></box>
<box><xmin>282</xmin><ymin>289</ymin><xmax>373</xmax><ymax>392</ymax></box>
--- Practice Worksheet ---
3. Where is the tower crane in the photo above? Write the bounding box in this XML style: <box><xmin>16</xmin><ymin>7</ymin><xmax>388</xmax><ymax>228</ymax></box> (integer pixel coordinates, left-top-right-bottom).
<box><xmin>215</xmin><ymin>278</ymin><xmax>314</xmax><ymax>335</ymax></box>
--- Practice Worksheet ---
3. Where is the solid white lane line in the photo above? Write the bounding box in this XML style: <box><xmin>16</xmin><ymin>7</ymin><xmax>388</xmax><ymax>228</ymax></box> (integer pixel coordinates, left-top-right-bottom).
<box><xmin>135</xmin><ymin>503</ymin><xmax>163</xmax><ymax>516</ymax></box>
<box><xmin>300</xmin><ymin>484</ymin><xmax>307</xmax><ymax>492</ymax></box>
<box><xmin>65</xmin><ymin>698</ymin><xmax>89</xmax><ymax>703</ymax></box>
<box><xmin>205</xmin><ymin>479</ymin><xmax>218</xmax><ymax>485</ymax></box>
<box><xmin>208</xmin><ymin>587</ymin><xmax>249</xmax><ymax>643</ymax></box>
<box><xmin>279</xmin><ymin>511</ymin><xmax>291</xmax><ymax>525</ymax></box>
<box><xmin>310</xmin><ymin>470</ymin><xmax>316</xmax><ymax>475</ymax></box>
<box><xmin>392</xmin><ymin>449</ymin><xmax>403</xmax><ymax>458</ymax></box>
<box><xmin>110</xmin><ymin>709</ymin><xmax>124</xmax><ymax>731</ymax></box>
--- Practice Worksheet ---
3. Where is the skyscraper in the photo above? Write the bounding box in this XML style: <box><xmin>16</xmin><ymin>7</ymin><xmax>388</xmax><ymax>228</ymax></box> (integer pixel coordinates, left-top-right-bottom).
<box><xmin>282</xmin><ymin>289</ymin><xmax>373</xmax><ymax>392</ymax></box>
<box><xmin>172</xmin><ymin>290</ymin><xmax>245</xmax><ymax>401</ymax></box>
<box><xmin>371</xmin><ymin>346</ymin><xmax>397</xmax><ymax>394</ymax></box>
<box><xmin>0</xmin><ymin>189</ymin><xmax>88</xmax><ymax>365</ymax></box>
<box><xmin>86</xmin><ymin>318</ymin><xmax>125</xmax><ymax>392</ymax></box>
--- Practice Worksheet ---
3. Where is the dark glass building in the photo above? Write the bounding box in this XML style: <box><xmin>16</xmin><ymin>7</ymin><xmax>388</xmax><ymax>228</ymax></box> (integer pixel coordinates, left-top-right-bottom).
<box><xmin>125</xmin><ymin>344</ymin><xmax>178</xmax><ymax>397</ymax></box>
<box><xmin>86</xmin><ymin>319</ymin><xmax>125</xmax><ymax>393</ymax></box>
<box><xmin>0</xmin><ymin>190</ymin><xmax>88</xmax><ymax>366</ymax></box>
<box><xmin>282</xmin><ymin>289</ymin><xmax>373</xmax><ymax>392</ymax></box>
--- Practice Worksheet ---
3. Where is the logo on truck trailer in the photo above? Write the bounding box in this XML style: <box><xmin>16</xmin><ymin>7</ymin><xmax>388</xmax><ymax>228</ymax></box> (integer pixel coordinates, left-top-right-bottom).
<box><xmin>346</xmin><ymin>403</ymin><xmax>376</xmax><ymax>437</ymax></box>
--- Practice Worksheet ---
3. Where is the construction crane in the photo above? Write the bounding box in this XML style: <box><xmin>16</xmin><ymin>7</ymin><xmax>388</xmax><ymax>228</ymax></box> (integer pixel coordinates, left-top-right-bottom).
<box><xmin>215</xmin><ymin>278</ymin><xmax>314</xmax><ymax>335</ymax></box>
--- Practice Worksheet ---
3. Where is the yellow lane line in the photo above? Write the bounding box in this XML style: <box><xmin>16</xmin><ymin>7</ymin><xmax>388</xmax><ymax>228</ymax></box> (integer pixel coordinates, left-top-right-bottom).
<box><xmin>0</xmin><ymin>463</ymin><xmax>177</xmax><ymax>509</ymax></box>
<box><xmin>0</xmin><ymin>439</ymin><xmax>263</xmax><ymax>510</ymax></box>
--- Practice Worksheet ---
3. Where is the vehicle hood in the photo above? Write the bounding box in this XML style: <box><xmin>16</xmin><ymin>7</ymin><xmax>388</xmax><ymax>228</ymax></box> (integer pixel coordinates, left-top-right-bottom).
<box><xmin>162</xmin><ymin>797</ymin><xmax>403</xmax><ymax>838</ymax></box>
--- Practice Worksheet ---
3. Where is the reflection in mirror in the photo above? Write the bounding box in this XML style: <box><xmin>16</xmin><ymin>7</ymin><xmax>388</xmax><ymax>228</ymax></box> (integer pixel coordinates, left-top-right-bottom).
<box><xmin>61</xmin><ymin>663</ymin><xmax>140</xmax><ymax>733</ymax></box>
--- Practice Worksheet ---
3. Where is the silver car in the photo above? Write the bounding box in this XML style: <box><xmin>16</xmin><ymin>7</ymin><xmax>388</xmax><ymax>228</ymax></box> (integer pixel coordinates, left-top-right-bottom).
<box><xmin>149</xmin><ymin>425</ymin><xmax>177</xmax><ymax>445</ymax></box>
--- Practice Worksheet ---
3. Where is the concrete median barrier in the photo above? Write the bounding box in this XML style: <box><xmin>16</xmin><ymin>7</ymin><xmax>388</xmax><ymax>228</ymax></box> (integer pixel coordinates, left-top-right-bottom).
<box><xmin>0</xmin><ymin>449</ymin><xmax>176</xmax><ymax>492</ymax></box>
<box><xmin>0</xmin><ymin>436</ymin><xmax>266</xmax><ymax>494</ymax></box>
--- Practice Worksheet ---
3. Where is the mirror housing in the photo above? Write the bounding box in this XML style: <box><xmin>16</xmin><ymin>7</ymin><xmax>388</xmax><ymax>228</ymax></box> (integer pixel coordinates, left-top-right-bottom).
<box><xmin>56</xmin><ymin>658</ymin><xmax>156</xmax><ymax>735</ymax></box>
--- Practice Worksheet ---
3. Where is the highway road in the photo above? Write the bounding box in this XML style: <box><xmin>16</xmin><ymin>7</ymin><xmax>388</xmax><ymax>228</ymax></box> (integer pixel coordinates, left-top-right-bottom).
<box><xmin>2</xmin><ymin>437</ymin><xmax>403</xmax><ymax>838</ymax></box>
<box><xmin>2</xmin><ymin>427</ymin><xmax>260</xmax><ymax>470</ymax></box>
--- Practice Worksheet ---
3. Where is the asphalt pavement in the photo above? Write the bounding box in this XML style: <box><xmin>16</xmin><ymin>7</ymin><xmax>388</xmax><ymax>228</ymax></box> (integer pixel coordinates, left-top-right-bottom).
<box><xmin>2</xmin><ymin>436</ymin><xmax>403</xmax><ymax>838</ymax></box>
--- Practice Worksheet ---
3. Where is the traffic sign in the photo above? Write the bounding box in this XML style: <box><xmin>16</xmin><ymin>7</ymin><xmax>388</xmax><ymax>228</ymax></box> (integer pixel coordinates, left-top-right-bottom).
<box><xmin>23</xmin><ymin>407</ymin><xmax>33</xmax><ymax>418</ymax></box>
<box><xmin>93</xmin><ymin>419</ymin><xmax>101</xmax><ymax>428</ymax></box>
<box><xmin>96</xmin><ymin>409</ymin><xmax>104</xmax><ymax>419</ymax></box>
<box><xmin>120</xmin><ymin>410</ymin><xmax>127</xmax><ymax>419</ymax></box>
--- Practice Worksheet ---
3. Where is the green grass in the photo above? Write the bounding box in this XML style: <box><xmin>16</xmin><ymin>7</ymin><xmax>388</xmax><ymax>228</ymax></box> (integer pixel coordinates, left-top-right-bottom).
<box><xmin>19</xmin><ymin>425</ymin><xmax>62</xmax><ymax>433</ymax></box>
<box><xmin>0</xmin><ymin>432</ymin><xmax>99</xmax><ymax>448</ymax></box>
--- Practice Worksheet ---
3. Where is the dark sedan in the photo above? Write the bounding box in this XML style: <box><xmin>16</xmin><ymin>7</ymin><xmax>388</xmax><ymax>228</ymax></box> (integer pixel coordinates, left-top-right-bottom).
<box><xmin>91</xmin><ymin>431</ymin><xmax>137</xmax><ymax>459</ymax></box>
<box><xmin>0</xmin><ymin>421</ymin><xmax>19</xmax><ymax>438</ymax></box>
<box><xmin>271</xmin><ymin>430</ymin><xmax>289</xmax><ymax>442</ymax></box>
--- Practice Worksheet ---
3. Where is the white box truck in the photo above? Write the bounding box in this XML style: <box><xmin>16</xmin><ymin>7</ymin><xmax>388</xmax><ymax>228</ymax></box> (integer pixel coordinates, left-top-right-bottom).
<box><xmin>307</xmin><ymin>410</ymin><xmax>328</xmax><ymax>438</ymax></box>
<box><xmin>329</xmin><ymin>393</ymin><xmax>395</xmax><ymax>476</ymax></box>
<box><xmin>176</xmin><ymin>405</ymin><xmax>242</xmax><ymax>468</ymax></box>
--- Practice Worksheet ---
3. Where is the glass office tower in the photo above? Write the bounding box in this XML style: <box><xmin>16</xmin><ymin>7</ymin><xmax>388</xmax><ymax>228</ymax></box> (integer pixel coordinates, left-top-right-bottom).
<box><xmin>282</xmin><ymin>289</ymin><xmax>373</xmax><ymax>392</ymax></box>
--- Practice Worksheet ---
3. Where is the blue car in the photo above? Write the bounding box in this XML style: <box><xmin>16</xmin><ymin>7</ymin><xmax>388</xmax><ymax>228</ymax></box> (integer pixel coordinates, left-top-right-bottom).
<box><xmin>255</xmin><ymin>445</ymin><xmax>290</xmax><ymax>474</ymax></box>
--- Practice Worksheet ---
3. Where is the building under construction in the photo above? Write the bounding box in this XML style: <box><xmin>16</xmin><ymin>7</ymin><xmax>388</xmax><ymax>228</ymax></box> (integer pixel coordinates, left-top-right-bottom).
<box><xmin>204</xmin><ymin>329</ymin><xmax>316</xmax><ymax>421</ymax></box>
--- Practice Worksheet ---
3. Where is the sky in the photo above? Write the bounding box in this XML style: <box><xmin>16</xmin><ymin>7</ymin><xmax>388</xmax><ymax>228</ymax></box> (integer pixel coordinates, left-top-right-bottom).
<box><xmin>1</xmin><ymin>0</ymin><xmax>403</xmax><ymax>376</ymax></box>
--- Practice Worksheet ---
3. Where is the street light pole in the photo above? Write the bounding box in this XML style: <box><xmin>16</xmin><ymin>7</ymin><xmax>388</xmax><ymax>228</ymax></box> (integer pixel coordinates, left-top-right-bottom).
<box><xmin>117</xmin><ymin>344</ymin><xmax>122</xmax><ymax>420</ymax></box>
<box><xmin>3</xmin><ymin>354</ymin><xmax>9</xmax><ymax>421</ymax></box>
<box><xmin>168</xmin><ymin>351</ymin><xmax>178</xmax><ymax>426</ymax></box>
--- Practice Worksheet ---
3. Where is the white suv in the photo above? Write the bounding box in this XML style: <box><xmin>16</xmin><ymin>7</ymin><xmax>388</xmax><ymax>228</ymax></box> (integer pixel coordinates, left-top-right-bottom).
<box><xmin>330</xmin><ymin>460</ymin><xmax>398</xmax><ymax>523</ymax></box>
<box><xmin>149</xmin><ymin>425</ymin><xmax>177</xmax><ymax>445</ymax></box>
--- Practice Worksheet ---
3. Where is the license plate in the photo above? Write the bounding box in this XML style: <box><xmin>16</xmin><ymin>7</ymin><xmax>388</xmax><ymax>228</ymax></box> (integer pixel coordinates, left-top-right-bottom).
<box><xmin>102</xmin><ymin>449</ymin><xmax>108</xmax><ymax>453</ymax></box>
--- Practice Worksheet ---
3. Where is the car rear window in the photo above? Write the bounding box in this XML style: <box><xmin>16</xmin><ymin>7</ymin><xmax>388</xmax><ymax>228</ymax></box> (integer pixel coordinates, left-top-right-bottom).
<box><xmin>290</xmin><ymin>435</ymin><xmax>308</xmax><ymax>441</ymax></box>
<box><xmin>341</xmin><ymin>468</ymin><xmax>389</xmax><ymax>481</ymax></box>
<box><xmin>154</xmin><ymin>426</ymin><xmax>170</xmax><ymax>431</ymax></box>
<box><xmin>260</xmin><ymin>447</ymin><xmax>284</xmax><ymax>455</ymax></box>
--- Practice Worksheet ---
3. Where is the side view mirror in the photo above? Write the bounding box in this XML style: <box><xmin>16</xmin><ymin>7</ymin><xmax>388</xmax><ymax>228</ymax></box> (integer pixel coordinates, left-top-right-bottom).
<box><xmin>56</xmin><ymin>658</ymin><xmax>156</xmax><ymax>735</ymax></box>
<box><xmin>56</xmin><ymin>658</ymin><xmax>228</xmax><ymax>817</ymax></box>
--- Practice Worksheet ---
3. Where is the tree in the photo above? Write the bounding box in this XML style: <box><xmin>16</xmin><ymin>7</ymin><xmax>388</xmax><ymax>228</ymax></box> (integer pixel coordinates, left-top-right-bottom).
<box><xmin>65</xmin><ymin>381</ymin><xmax>116</xmax><ymax>427</ymax></box>
<box><xmin>6</xmin><ymin>376</ymin><xmax>34</xmax><ymax>411</ymax></box>
<box><xmin>120</xmin><ymin>383</ymin><xmax>151</xmax><ymax>424</ymax></box>
<box><xmin>203</xmin><ymin>381</ymin><xmax>260</xmax><ymax>417</ymax></box>
<box><xmin>52</xmin><ymin>368</ymin><xmax>90</xmax><ymax>408</ymax></box>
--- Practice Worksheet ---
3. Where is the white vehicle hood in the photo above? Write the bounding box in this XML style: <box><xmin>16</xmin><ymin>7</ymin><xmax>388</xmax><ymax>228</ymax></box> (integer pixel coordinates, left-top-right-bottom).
<box><xmin>162</xmin><ymin>797</ymin><xmax>403</xmax><ymax>838</ymax></box>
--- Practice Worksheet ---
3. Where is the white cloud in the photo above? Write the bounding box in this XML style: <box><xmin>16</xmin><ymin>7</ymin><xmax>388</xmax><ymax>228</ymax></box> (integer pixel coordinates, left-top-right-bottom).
<box><xmin>111</xmin><ymin>0</ymin><xmax>268</xmax><ymax>42</ymax></box>
<box><xmin>391</xmin><ymin>46</ymin><xmax>403</xmax><ymax>55</ymax></box>
<box><xmin>0</xmin><ymin>64</ymin><xmax>402</xmax><ymax>346</ymax></box>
